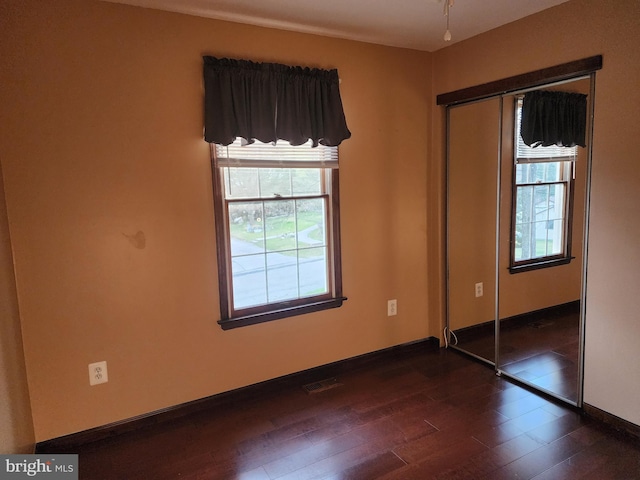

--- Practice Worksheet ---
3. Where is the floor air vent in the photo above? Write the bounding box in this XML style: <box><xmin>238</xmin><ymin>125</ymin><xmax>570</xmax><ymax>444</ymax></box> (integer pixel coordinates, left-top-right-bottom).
<box><xmin>302</xmin><ymin>377</ymin><xmax>343</xmax><ymax>394</ymax></box>
<box><xmin>529</xmin><ymin>320</ymin><xmax>555</xmax><ymax>329</ymax></box>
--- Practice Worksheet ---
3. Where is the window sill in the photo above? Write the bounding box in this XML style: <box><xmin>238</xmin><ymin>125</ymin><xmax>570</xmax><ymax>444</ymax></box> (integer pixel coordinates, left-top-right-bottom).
<box><xmin>218</xmin><ymin>297</ymin><xmax>347</xmax><ymax>330</ymax></box>
<box><xmin>509</xmin><ymin>257</ymin><xmax>574</xmax><ymax>274</ymax></box>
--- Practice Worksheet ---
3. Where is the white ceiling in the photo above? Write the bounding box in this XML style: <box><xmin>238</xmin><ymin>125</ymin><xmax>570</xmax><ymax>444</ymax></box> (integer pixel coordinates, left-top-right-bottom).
<box><xmin>102</xmin><ymin>0</ymin><xmax>570</xmax><ymax>52</ymax></box>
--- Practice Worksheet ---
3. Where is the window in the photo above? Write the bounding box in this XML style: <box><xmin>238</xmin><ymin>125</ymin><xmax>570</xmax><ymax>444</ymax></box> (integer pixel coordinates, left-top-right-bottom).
<box><xmin>212</xmin><ymin>139</ymin><xmax>344</xmax><ymax>329</ymax></box>
<box><xmin>510</xmin><ymin>97</ymin><xmax>576</xmax><ymax>272</ymax></box>
<box><xmin>203</xmin><ymin>56</ymin><xmax>350</xmax><ymax>328</ymax></box>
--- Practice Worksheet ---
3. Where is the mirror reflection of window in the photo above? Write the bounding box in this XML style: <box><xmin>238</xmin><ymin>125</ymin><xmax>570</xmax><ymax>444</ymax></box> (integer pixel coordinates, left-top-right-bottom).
<box><xmin>510</xmin><ymin>97</ymin><xmax>576</xmax><ymax>272</ymax></box>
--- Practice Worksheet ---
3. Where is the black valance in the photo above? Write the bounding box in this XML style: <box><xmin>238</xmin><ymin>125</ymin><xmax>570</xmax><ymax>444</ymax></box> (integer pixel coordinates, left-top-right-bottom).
<box><xmin>203</xmin><ymin>57</ymin><xmax>351</xmax><ymax>147</ymax></box>
<box><xmin>521</xmin><ymin>90</ymin><xmax>587</xmax><ymax>148</ymax></box>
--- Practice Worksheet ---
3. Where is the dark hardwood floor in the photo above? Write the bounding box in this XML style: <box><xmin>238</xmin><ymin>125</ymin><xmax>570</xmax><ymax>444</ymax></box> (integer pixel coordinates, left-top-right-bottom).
<box><xmin>71</xmin><ymin>347</ymin><xmax>639</xmax><ymax>479</ymax></box>
<box><xmin>453</xmin><ymin>303</ymin><xmax>581</xmax><ymax>401</ymax></box>
<box><xmin>500</xmin><ymin>308</ymin><xmax>580</xmax><ymax>400</ymax></box>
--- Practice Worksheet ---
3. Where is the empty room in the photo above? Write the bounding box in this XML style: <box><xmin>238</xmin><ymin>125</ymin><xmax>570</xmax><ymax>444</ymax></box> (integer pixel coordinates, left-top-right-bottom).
<box><xmin>1</xmin><ymin>0</ymin><xmax>639</xmax><ymax>478</ymax></box>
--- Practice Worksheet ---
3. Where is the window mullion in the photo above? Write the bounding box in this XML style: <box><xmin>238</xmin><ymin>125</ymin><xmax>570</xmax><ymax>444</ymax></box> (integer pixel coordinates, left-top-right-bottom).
<box><xmin>226</xmin><ymin>194</ymin><xmax>327</xmax><ymax>203</ymax></box>
<box><xmin>294</xmin><ymin>199</ymin><xmax>300</xmax><ymax>299</ymax></box>
<box><xmin>528</xmin><ymin>186</ymin><xmax>535</xmax><ymax>259</ymax></box>
<box><xmin>261</xmin><ymin>200</ymin><xmax>270</xmax><ymax>304</ymax></box>
<box><xmin>516</xmin><ymin>181</ymin><xmax>566</xmax><ymax>188</ymax></box>
<box><xmin>545</xmin><ymin>184</ymin><xmax>551</xmax><ymax>256</ymax></box>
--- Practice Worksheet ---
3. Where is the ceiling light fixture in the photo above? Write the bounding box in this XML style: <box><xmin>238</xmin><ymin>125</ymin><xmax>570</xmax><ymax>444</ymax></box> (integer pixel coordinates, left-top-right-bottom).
<box><xmin>443</xmin><ymin>0</ymin><xmax>454</xmax><ymax>41</ymax></box>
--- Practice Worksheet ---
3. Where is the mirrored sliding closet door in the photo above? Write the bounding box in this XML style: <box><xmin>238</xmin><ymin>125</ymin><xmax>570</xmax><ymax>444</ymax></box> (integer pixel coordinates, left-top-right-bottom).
<box><xmin>447</xmin><ymin>98</ymin><xmax>501</xmax><ymax>366</ymax></box>
<box><xmin>444</xmin><ymin>57</ymin><xmax>601</xmax><ymax>405</ymax></box>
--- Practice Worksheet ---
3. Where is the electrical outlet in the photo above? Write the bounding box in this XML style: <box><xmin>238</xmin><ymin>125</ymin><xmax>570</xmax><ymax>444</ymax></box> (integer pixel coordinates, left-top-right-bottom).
<box><xmin>387</xmin><ymin>299</ymin><xmax>397</xmax><ymax>316</ymax></box>
<box><xmin>89</xmin><ymin>361</ymin><xmax>108</xmax><ymax>386</ymax></box>
<box><xmin>475</xmin><ymin>282</ymin><xmax>483</xmax><ymax>298</ymax></box>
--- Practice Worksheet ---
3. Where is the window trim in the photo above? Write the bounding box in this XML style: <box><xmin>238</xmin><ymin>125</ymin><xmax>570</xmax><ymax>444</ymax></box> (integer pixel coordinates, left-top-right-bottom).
<box><xmin>210</xmin><ymin>146</ymin><xmax>345</xmax><ymax>330</ymax></box>
<box><xmin>508</xmin><ymin>100</ymin><xmax>576</xmax><ymax>274</ymax></box>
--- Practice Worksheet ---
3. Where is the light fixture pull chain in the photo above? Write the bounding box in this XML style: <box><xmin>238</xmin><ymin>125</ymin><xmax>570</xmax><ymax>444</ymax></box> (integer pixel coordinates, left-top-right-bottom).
<box><xmin>443</xmin><ymin>0</ymin><xmax>454</xmax><ymax>41</ymax></box>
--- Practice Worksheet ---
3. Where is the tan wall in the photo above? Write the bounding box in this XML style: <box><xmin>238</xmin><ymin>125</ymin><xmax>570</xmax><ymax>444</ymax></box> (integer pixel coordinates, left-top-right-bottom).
<box><xmin>0</xmin><ymin>162</ymin><xmax>35</xmax><ymax>453</ymax></box>
<box><xmin>0</xmin><ymin>0</ymin><xmax>432</xmax><ymax>441</ymax></box>
<box><xmin>433</xmin><ymin>0</ymin><xmax>640</xmax><ymax>426</ymax></box>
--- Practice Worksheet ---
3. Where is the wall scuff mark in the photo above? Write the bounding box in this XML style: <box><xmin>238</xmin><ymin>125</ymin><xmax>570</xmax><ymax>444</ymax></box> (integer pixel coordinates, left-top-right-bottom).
<box><xmin>123</xmin><ymin>231</ymin><xmax>146</xmax><ymax>250</ymax></box>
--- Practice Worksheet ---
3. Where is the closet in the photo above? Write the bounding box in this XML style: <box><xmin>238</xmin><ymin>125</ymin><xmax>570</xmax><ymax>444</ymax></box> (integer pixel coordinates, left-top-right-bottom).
<box><xmin>441</xmin><ymin>56</ymin><xmax>601</xmax><ymax>405</ymax></box>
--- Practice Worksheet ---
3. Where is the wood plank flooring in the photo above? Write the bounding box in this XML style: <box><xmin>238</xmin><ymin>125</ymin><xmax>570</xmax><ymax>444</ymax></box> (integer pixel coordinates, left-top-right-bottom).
<box><xmin>453</xmin><ymin>304</ymin><xmax>581</xmax><ymax>401</ymax></box>
<box><xmin>71</xmin><ymin>348</ymin><xmax>639</xmax><ymax>479</ymax></box>
<box><xmin>500</xmin><ymin>308</ymin><xmax>580</xmax><ymax>400</ymax></box>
